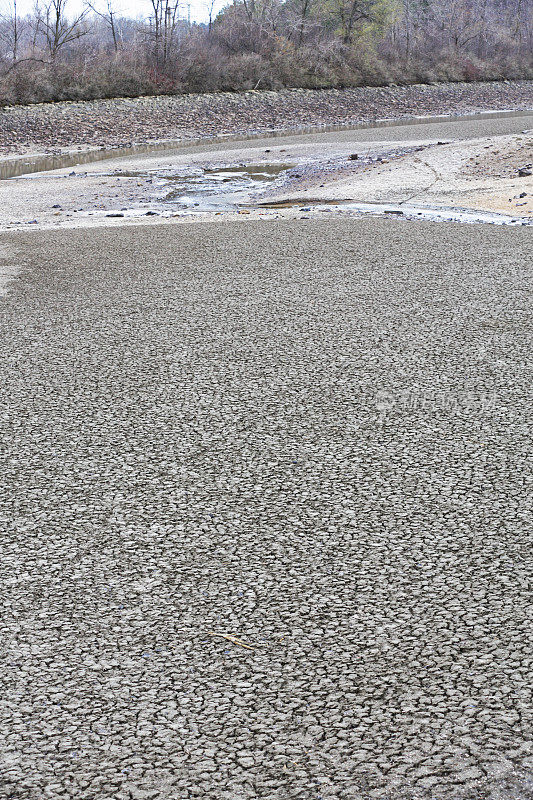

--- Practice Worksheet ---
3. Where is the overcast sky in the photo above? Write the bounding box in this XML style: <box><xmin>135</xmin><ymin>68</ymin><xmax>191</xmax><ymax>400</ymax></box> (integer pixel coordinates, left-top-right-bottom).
<box><xmin>2</xmin><ymin>0</ymin><xmax>228</xmax><ymax>24</ymax></box>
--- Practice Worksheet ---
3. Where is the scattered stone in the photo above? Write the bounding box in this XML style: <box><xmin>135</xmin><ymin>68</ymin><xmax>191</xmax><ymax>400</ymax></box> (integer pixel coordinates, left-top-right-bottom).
<box><xmin>1</xmin><ymin>83</ymin><xmax>531</xmax><ymax>159</ymax></box>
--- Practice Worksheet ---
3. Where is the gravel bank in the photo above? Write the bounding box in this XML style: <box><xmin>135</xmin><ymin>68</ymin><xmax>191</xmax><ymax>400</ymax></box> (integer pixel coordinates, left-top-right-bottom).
<box><xmin>1</xmin><ymin>218</ymin><xmax>531</xmax><ymax>799</ymax></box>
<box><xmin>1</xmin><ymin>80</ymin><xmax>532</xmax><ymax>156</ymax></box>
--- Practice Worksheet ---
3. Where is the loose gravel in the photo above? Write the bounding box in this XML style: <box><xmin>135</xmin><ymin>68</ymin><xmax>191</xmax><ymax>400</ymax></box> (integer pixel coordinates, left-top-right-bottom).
<box><xmin>1</xmin><ymin>80</ymin><xmax>532</xmax><ymax>155</ymax></box>
<box><xmin>0</xmin><ymin>218</ymin><xmax>532</xmax><ymax>800</ymax></box>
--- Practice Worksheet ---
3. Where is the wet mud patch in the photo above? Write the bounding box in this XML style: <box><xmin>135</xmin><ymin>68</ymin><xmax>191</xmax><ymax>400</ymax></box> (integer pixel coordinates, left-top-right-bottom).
<box><xmin>161</xmin><ymin>164</ymin><xmax>293</xmax><ymax>211</ymax></box>
<box><xmin>256</xmin><ymin>198</ymin><xmax>351</xmax><ymax>209</ymax></box>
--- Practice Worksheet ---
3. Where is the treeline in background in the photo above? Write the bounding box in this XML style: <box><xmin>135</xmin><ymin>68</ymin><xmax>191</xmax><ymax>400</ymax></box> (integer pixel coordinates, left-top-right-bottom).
<box><xmin>0</xmin><ymin>0</ymin><xmax>532</xmax><ymax>105</ymax></box>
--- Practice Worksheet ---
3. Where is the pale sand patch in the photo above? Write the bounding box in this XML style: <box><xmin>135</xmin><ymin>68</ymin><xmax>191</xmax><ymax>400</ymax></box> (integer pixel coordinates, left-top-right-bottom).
<box><xmin>0</xmin><ymin>245</ymin><xmax>20</xmax><ymax>296</ymax></box>
<box><xmin>459</xmin><ymin>184</ymin><xmax>533</xmax><ymax>216</ymax></box>
<box><xmin>264</xmin><ymin>134</ymin><xmax>533</xmax><ymax>217</ymax></box>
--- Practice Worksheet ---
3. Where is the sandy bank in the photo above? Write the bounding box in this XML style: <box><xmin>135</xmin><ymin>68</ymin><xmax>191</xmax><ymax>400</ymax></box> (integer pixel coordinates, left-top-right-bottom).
<box><xmin>1</xmin><ymin>111</ymin><xmax>532</xmax><ymax>231</ymax></box>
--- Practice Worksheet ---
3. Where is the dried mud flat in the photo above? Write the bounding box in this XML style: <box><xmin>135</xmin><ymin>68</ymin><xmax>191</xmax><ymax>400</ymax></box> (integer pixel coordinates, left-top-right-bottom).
<box><xmin>1</xmin><ymin>80</ymin><xmax>532</xmax><ymax>157</ymax></box>
<box><xmin>1</xmin><ymin>218</ymin><xmax>532</xmax><ymax>800</ymax></box>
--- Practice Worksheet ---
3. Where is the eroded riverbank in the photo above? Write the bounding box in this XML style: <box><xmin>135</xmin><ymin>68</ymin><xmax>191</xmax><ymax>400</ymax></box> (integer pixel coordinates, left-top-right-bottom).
<box><xmin>2</xmin><ymin>111</ymin><xmax>532</xmax><ymax>231</ymax></box>
<box><xmin>1</xmin><ymin>80</ymin><xmax>532</xmax><ymax>158</ymax></box>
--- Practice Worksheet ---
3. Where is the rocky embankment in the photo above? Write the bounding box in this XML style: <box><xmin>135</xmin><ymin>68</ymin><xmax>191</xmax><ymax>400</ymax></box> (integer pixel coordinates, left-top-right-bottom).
<box><xmin>1</xmin><ymin>80</ymin><xmax>532</xmax><ymax>156</ymax></box>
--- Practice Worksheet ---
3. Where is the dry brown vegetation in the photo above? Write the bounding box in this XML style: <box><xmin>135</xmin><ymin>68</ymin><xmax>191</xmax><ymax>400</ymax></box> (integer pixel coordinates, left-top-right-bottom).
<box><xmin>0</xmin><ymin>0</ymin><xmax>531</xmax><ymax>105</ymax></box>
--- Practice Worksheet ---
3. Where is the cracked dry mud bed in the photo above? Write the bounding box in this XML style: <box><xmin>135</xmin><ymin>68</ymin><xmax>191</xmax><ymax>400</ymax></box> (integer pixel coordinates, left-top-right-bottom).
<box><xmin>0</xmin><ymin>219</ymin><xmax>532</xmax><ymax>800</ymax></box>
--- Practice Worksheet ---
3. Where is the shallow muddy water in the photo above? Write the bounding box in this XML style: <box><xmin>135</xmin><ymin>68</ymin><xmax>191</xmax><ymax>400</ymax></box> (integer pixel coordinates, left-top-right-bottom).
<box><xmin>162</xmin><ymin>164</ymin><xmax>293</xmax><ymax>211</ymax></box>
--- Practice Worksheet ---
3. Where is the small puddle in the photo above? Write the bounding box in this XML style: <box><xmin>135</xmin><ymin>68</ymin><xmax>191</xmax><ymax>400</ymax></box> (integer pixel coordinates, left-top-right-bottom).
<box><xmin>256</xmin><ymin>198</ymin><xmax>532</xmax><ymax>225</ymax></box>
<box><xmin>1</xmin><ymin>108</ymin><xmax>530</xmax><ymax>181</ymax></box>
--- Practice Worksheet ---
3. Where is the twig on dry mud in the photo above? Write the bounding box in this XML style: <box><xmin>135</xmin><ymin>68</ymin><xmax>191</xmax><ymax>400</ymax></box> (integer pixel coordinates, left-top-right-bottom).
<box><xmin>207</xmin><ymin>631</ymin><xmax>255</xmax><ymax>650</ymax></box>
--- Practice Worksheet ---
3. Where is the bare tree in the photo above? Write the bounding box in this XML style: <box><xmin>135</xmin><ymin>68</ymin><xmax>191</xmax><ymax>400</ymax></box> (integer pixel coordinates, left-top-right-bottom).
<box><xmin>0</xmin><ymin>0</ymin><xmax>21</xmax><ymax>62</ymax></box>
<box><xmin>148</xmin><ymin>0</ymin><xmax>182</xmax><ymax>65</ymax></box>
<box><xmin>85</xmin><ymin>0</ymin><xmax>120</xmax><ymax>51</ymax></box>
<box><xmin>293</xmin><ymin>0</ymin><xmax>314</xmax><ymax>45</ymax></box>
<box><xmin>39</xmin><ymin>0</ymin><xmax>88</xmax><ymax>60</ymax></box>
<box><xmin>330</xmin><ymin>0</ymin><xmax>380</xmax><ymax>45</ymax></box>
<box><xmin>205</xmin><ymin>0</ymin><xmax>219</xmax><ymax>33</ymax></box>
<box><xmin>241</xmin><ymin>0</ymin><xmax>256</xmax><ymax>21</ymax></box>
<box><xmin>433</xmin><ymin>0</ymin><xmax>482</xmax><ymax>52</ymax></box>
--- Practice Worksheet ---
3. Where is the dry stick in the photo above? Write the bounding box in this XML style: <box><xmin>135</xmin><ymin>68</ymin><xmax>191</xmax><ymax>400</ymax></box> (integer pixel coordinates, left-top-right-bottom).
<box><xmin>208</xmin><ymin>631</ymin><xmax>255</xmax><ymax>650</ymax></box>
